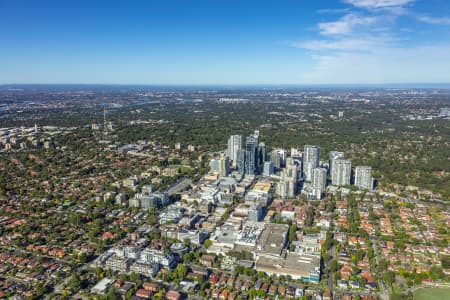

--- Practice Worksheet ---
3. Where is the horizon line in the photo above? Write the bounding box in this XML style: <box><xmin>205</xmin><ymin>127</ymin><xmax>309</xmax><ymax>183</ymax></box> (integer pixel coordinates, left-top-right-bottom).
<box><xmin>2</xmin><ymin>82</ymin><xmax>450</xmax><ymax>88</ymax></box>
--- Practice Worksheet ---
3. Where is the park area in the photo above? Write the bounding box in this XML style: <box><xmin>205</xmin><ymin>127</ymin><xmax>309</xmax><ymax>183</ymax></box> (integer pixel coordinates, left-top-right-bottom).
<box><xmin>413</xmin><ymin>287</ymin><xmax>450</xmax><ymax>300</ymax></box>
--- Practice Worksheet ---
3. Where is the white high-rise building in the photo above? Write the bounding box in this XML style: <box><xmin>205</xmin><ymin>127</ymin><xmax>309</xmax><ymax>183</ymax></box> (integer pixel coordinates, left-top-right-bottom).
<box><xmin>303</xmin><ymin>145</ymin><xmax>320</xmax><ymax>181</ymax></box>
<box><xmin>290</xmin><ymin>147</ymin><xmax>302</xmax><ymax>158</ymax></box>
<box><xmin>276</xmin><ymin>180</ymin><xmax>296</xmax><ymax>198</ymax></box>
<box><xmin>284</xmin><ymin>162</ymin><xmax>298</xmax><ymax>181</ymax></box>
<box><xmin>227</xmin><ymin>135</ymin><xmax>242</xmax><ymax>164</ymax></box>
<box><xmin>311</xmin><ymin>167</ymin><xmax>327</xmax><ymax>199</ymax></box>
<box><xmin>263</xmin><ymin>161</ymin><xmax>274</xmax><ymax>177</ymax></box>
<box><xmin>209</xmin><ymin>156</ymin><xmax>230</xmax><ymax>177</ymax></box>
<box><xmin>276</xmin><ymin>160</ymin><xmax>298</xmax><ymax>198</ymax></box>
<box><xmin>332</xmin><ymin>159</ymin><xmax>351</xmax><ymax>186</ymax></box>
<box><xmin>285</xmin><ymin>157</ymin><xmax>294</xmax><ymax>167</ymax></box>
<box><xmin>354</xmin><ymin>166</ymin><xmax>373</xmax><ymax>191</ymax></box>
<box><xmin>329</xmin><ymin>151</ymin><xmax>345</xmax><ymax>175</ymax></box>
<box><xmin>209</xmin><ymin>159</ymin><xmax>221</xmax><ymax>173</ymax></box>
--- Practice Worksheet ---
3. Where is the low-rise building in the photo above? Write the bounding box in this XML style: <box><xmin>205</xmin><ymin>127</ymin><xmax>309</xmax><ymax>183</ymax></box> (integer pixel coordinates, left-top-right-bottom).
<box><xmin>91</xmin><ymin>278</ymin><xmax>114</xmax><ymax>295</ymax></box>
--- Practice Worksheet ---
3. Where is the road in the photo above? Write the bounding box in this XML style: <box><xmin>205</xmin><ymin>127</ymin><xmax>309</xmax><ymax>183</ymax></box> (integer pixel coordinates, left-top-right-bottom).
<box><xmin>164</xmin><ymin>178</ymin><xmax>192</xmax><ymax>195</ymax></box>
<box><xmin>323</xmin><ymin>240</ymin><xmax>335</xmax><ymax>292</ymax></box>
<box><xmin>371</xmin><ymin>227</ymin><xmax>389</xmax><ymax>300</ymax></box>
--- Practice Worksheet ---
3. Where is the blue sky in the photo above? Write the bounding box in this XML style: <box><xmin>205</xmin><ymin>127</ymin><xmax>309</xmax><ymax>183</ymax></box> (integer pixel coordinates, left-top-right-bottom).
<box><xmin>1</xmin><ymin>0</ymin><xmax>450</xmax><ymax>84</ymax></box>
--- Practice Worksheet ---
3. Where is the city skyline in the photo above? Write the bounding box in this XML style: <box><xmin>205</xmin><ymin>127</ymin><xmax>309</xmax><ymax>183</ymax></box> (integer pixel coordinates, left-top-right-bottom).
<box><xmin>1</xmin><ymin>0</ymin><xmax>450</xmax><ymax>85</ymax></box>
<box><xmin>0</xmin><ymin>85</ymin><xmax>448</xmax><ymax>299</ymax></box>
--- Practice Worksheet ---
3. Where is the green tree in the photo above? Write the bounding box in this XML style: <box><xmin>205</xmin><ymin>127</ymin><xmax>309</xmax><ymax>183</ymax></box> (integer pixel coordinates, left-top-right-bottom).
<box><xmin>69</xmin><ymin>273</ymin><xmax>81</xmax><ymax>291</ymax></box>
<box><xmin>289</xmin><ymin>224</ymin><xmax>297</xmax><ymax>242</ymax></box>
<box><xmin>35</xmin><ymin>282</ymin><xmax>48</xmax><ymax>296</ymax></box>
<box><xmin>78</xmin><ymin>252</ymin><xmax>87</xmax><ymax>263</ymax></box>
<box><xmin>176</xmin><ymin>264</ymin><xmax>188</xmax><ymax>279</ymax></box>
<box><xmin>204</xmin><ymin>239</ymin><xmax>212</xmax><ymax>249</ymax></box>
<box><xmin>441</xmin><ymin>255</ymin><xmax>450</xmax><ymax>269</ymax></box>
<box><xmin>106</xmin><ymin>287</ymin><xmax>121</xmax><ymax>300</ymax></box>
<box><xmin>329</xmin><ymin>260</ymin><xmax>339</xmax><ymax>273</ymax></box>
<box><xmin>384</xmin><ymin>271</ymin><xmax>395</xmax><ymax>286</ymax></box>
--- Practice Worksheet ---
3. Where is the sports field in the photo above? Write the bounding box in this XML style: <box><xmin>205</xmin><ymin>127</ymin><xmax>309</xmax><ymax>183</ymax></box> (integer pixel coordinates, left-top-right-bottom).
<box><xmin>413</xmin><ymin>287</ymin><xmax>450</xmax><ymax>300</ymax></box>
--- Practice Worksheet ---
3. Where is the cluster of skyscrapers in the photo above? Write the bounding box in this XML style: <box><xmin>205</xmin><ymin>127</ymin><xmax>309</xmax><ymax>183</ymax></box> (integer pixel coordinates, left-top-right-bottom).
<box><xmin>234</xmin><ymin>132</ymin><xmax>267</xmax><ymax>176</ymax></box>
<box><xmin>211</xmin><ymin>132</ymin><xmax>374</xmax><ymax>199</ymax></box>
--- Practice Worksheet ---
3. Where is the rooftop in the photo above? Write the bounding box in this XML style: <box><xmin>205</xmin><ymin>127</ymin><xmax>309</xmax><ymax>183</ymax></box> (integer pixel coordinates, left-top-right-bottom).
<box><xmin>256</xmin><ymin>223</ymin><xmax>289</xmax><ymax>257</ymax></box>
<box><xmin>256</xmin><ymin>252</ymin><xmax>320</xmax><ymax>279</ymax></box>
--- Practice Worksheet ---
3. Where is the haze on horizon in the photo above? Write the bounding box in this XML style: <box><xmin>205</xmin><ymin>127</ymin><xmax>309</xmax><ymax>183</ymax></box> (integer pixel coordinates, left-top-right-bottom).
<box><xmin>1</xmin><ymin>0</ymin><xmax>450</xmax><ymax>85</ymax></box>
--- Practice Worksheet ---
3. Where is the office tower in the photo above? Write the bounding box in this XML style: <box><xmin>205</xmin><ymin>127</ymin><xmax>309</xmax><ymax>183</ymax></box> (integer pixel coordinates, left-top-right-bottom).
<box><xmin>219</xmin><ymin>156</ymin><xmax>230</xmax><ymax>177</ymax></box>
<box><xmin>285</xmin><ymin>157</ymin><xmax>295</xmax><ymax>167</ymax></box>
<box><xmin>271</xmin><ymin>148</ymin><xmax>286</xmax><ymax>169</ymax></box>
<box><xmin>285</xmin><ymin>163</ymin><xmax>298</xmax><ymax>181</ymax></box>
<box><xmin>236</xmin><ymin>149</ymin><xmax>246</xmax><ymax>174</ymax></box>
<box><xmin>209</xmin><ymin>156</ymin><xmax>229</xmax><ymax>177</ymax></box>
<box><xmin>291</xmin><ymin>147</ymin><xmax>302</xmax><ymax>159</ymax></box>
<box><xmin>245</xmin><ymin>134</ymin><xmax>258</xmax><ymax>175</ymax></box>
<box><xmin>279</xmin><ymin>149</ymin><xmax>287</xmax><ymax>167</ymax></box>
<box><xmin>263</xmin><ymin>161</ymin><xmax>274</xmax><ymax>177</ymax></box>
<box><xmin>311</xmin><ymin>167</ymin><xmax>327</xmax><ymax>199</ymax></box>
<box><xmin>354</xmin><ymin>166</ymin><xmax>373</xmax><ymax>191</ymax></box>
<box><xmin>227</xmin><ymin>135</ymin><xmax>242</xmax><ymax>163</ymax></box>
<box><xmin>332</xmin><ymin>159</ymin><xmax>351</xmax><ymax>186</ymax></box>
<box><xmin>209</xmin><ymin>159</ymin><xmax>221</xmax><ymax>173</ymax></box>
<box><xmin>244</xmin><ymin>150</ymin><xmax>254</xmax><ymax>175</ymax></box>
<box><xmin>257</xmin><ymin>142</ymin><xmax>267</xmax><ymax>168</ymax></box>
<box><xmin>303</xmin><ymin>145</ymin><xmax>320</xmax><ymax>181</ymax></box>
<box><xmin>290</xmin><ymin>157</ymin><xmax>302</xmax><ymax>173</ymax></box>
<box><xmin>270</xmin><ymin>150</ymin><xmax>281</xmax><ymax>169</ymax></box>
<box><xmin>329</xmin><ymin>151</ymin><xmax>345</xmax><ymax>175</ymax></box>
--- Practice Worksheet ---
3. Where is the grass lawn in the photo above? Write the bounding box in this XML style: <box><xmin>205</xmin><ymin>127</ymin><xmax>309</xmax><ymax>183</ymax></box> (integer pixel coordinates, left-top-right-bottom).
<box><xmin>413</xmin><ymin>287</ymin><xmax>450</xmax><ymax>300</ymax></box>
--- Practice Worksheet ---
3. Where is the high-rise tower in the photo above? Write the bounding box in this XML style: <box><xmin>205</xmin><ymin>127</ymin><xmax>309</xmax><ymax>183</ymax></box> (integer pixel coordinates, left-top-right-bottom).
<box><xmin>354</xmin><ymin>166</ymin><xmax>373</xmax><ymax>191</ymax></box>
<box><xmin>227</xmin><ymin>135</ymin><xmax>242</xmax><ymax>164</ymax></box>
<box><xmin>245</xmin><ymin>134</ymin><xmax>258</xmax><ymax>175</ymax></box>
<box><xmin>332</xmin><ymin>159</ymin><xmax>351</xmax><ymax>186</ymax></box>
<box><xmin>303</xmin><ymin>145</ymin><xmax>320</xmax><ymax>181</ymax></box>
<box><xmin>329</xmin><ymin>151</ymin><xmax>345</xmax><ymax>175</ymax></box>
<box><xmin>311</xmin><ymin>167</ymin><xmax>327</xmax><ymax>199</ymax></box>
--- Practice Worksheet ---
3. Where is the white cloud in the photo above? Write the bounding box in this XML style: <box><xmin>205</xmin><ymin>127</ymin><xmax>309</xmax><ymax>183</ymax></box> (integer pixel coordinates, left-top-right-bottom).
<box><xmin>300</xmin><ymin>45</ymin><xmax>450</xmax><ymax>83</ymax></box>
<box><xmin>343</xmin><ymin>0</ymin><xmax>414</xmax><ymax>9</ymax></box>
<box><xmin>319</xmin><ymin>19</ymin><xmax>352</xmax><ymax>35</ymax></box>
<box><xmin>317</xmin><ymin>8</ymin><xmax>351</xmax><ymax>14</ymax></box>
<box><xmin>417</xmin><ymin>15</ymin><xmax>450</xmax><ymax>25</ymax></box>
<box><xmin>293</xmin><ymin>0</ymin><xmax>450</xmax><ymax>83</ymax></box>
<box><xmin>318</xmin><ymin>14</ymin><xmax>380</xmax><ymax>35</ymax></box>
<box><xmin>293</xmin><ymin>38</ymin><xmax>377</xmax><ymax>51</ymax></box>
